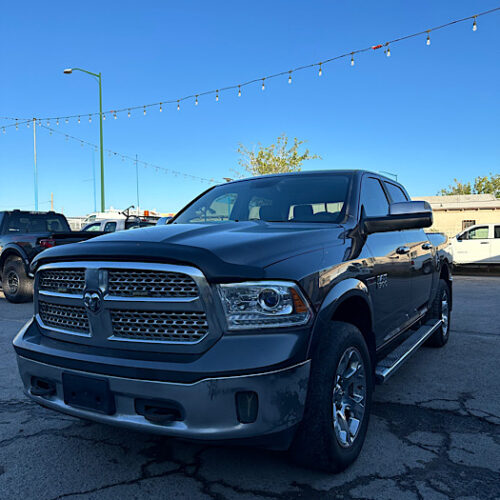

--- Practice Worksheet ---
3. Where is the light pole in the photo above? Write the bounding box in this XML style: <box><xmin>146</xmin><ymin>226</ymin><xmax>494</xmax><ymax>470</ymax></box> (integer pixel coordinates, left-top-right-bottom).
<box><xmin>64</xmin><ymin>67</ymin><xmax>105</xmax><ymax>212</ymax></box>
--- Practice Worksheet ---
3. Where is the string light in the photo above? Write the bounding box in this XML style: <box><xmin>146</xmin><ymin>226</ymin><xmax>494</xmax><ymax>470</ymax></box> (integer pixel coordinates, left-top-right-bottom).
<box><xmin>46</xmin><ymin>120</ymin><xmax>50</xmax><ymax>126</ymax></box>
<box><xmin>318</xmin><ymin>64</ymin><xmax>322</xmax><ymax>76</ymax></box>
<box><xmin>386</xmin><ymin>44</ymin><xmax>391</xmax><ymax>57</ymax></box>
<box><xmin>159</xmin><ymin>103</ymin><xmax>163</xmax><ymax>112</ymax></box>
<box><xmin>288</xmin><ymin>72</ymin><xmax>292</xmax><ymax>84</ymax></box>
<box><xmin>238</xmin><ymin>86</ymin><xmax>241</xmax><ymax>97</ymax></box>
<box><xmin>128</xmin><ymin>109</ymin><xmax>131</xmax><ymax>118</ymax></box>
<box><xmin>15</xmin><ymin>120</ymin><xmax>18</xmax><ymax>130</ymax></box>
<box><xmin>2</xmin><ymin>128</ymin><xmax>5</xmax><ymax>134</ymax></box>
<box><xmin>195</xmin><ymin>95</ymin><xmax>199</xmax><ymax>105</ymax></box>
<box><xmin>351</xmin><ymin>53</ymin><xmax>355</xmax><ymax>66</ymax></box>
<box><xmin>65</xmin><ymin>118</ymin><xmax>69</xmax><ymax>124</ymax></box>
<box><xmin>114</xmin><ymin>111</ymin><xmax>117</xmax><ymax>119</ymax></box>
<box><xmin>27</xmin><ymin>121</ymin><xmax>30</xmax><ymax>128</ymax></box>
<box><xmin>78</xmin><ymin>116</ymin><xmax>81</xmax><ymax>124</ymax></box>
<box><xmin>261</xmin><ymin>78</ymin><xmax>265</xmax><ymax>90</ymax></box>
<box><xmin>89</xmin><ymin>115</ymin><xmax>92</xmax><ymax>123</ymax></box>
<box><xmin>38</xmin><ymin>120</ymin><xmax>41</xmax><ymax>127</ymax></box>
<box><xmin>216</xmin><ymin>90</ymin><xmax>219</xmax><ymax>101</ymax></box>
<box><xmin>56</xmin><ymin>119</ymin><xmax>59</xmax><ymax>126</ymax></box>
<box><xmin>177</xmin><ymin>100</ymin><xmax>180</xmax><ymax>110</ymax></box>
<box><xmin>472</xmin><ymin>16</ymin><xmax>477</xmax><ymax>31</ymax></box>
<box><xmin>426</xmin><ymin>31</ymin><xmax>431</xmax><ymax>45</ymax></box>
<box><xmin>143</xmin><ymin>106</ymin><xmax>146</xmax><ymax>116</ymax></box>
<box><xmin>103</xmin><ymin>113</ymin><xmax>106</xmax><ymax>120</ymax></box>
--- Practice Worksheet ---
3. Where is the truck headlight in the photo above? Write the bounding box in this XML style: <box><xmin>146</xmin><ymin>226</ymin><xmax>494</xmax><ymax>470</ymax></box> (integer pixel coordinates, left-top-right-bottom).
<box><xmin>217</xmin><ymin>281</ymin><xmax>312</xmax><ymax>330</ymax></box>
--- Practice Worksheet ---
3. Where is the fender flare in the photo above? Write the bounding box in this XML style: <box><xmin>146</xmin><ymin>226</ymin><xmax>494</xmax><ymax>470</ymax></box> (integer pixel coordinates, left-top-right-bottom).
<box><xmin>0</xmin><ymin>244</ymin><xmax>31</xmax><ymax>278</ymax></box>
<box><xmin>307</xmin><ymin>278</ymin><xmax>375</xmax><ymax>357</ymax></box>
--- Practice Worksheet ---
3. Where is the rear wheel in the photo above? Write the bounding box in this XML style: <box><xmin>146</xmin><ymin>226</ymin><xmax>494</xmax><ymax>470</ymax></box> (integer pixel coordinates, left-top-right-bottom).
<box><xmin>2</xmin><ymin>257</ymin><xmax>33</xmax><ymax>303</ymax></box>
<box><xmin>290</xmin><ymin>321</ymin><xmax>373</xmax><ymax>472</ymax></box>
<box><xmin>425</xmin><ymin>279</ymin><xmax>451</xmax><ymax>348</ymax></box>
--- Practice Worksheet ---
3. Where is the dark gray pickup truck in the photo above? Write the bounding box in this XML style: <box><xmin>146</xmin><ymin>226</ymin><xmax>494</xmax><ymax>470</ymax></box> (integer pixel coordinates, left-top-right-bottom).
<box><xmin>13</xmin><ymin>170</ymin><xmax>452</xmax><ymax>472</ymax></box>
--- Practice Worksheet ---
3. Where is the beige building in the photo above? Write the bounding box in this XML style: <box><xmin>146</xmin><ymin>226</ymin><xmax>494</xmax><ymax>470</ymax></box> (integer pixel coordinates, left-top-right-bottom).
<box><xmin>413</xmin><ymin>194</ymin><xmax>500</xmax><ymax>238</ymax></box>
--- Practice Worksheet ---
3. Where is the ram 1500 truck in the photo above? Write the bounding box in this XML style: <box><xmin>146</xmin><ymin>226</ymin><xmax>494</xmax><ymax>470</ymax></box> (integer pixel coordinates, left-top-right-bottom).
<box><xmin>13</xmin><ymin>171</ymin><xmax>453</xmax><ymax>472</ymax></box>
<box><xmin>0</xmin><ymin>210</ymin><xmax>104</xmax><ymax>303</ymax></box>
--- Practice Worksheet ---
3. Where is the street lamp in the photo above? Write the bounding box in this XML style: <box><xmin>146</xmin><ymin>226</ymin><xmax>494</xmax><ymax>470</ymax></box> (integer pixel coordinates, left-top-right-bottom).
<box><xmin>64</xmin><ymin>67</ymin><xmax>105</xmax><ymax>212</ymax></box>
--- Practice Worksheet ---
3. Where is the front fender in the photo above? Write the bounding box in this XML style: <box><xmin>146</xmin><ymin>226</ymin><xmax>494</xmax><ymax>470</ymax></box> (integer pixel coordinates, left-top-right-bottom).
<box><xmin>0</xmin><ymin>244</ymin><xmax>31</xmax><ymax>276</ymax></box>
<box><xmin>307</xmin><ymin>278</ymin><xmax>374</xmax><ymax>357</ymax></box>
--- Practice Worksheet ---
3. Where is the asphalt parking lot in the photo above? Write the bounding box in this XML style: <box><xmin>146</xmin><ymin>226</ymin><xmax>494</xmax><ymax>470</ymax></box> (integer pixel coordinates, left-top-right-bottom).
<box><xmin>1</xmin><ymin>275</ymin><xmax>499</xmax><ymax>500</ymax></box>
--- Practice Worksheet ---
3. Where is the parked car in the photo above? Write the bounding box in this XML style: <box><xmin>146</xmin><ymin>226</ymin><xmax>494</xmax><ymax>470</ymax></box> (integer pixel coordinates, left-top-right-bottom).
<box><xmin>0</xmin><ymin>210</ymin><xmax>104</xmax><ymax>303</ymax></box>
<box><xmin>449</xmin><ymin>223</ymin><xmax>500</xmax><ymax>265</ymax></box>
<box><xmin>82</xmin><ymin>216</ymin><xmax>158</xmax><ymax>233</ymax></box>
<box><xmin>14</xmin><ymin>171</ymin><xmax>453</xmax><ymax>472</ymax></box>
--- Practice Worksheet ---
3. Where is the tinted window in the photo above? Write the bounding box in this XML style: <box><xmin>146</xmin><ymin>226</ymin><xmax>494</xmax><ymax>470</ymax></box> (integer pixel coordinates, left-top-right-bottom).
<box><xmin>104</xmin><ymin>222</ymin><xmax>117</xmax><ymax>233</ymax></box>
<box><xmin>174</xmin><ymin>174</ymin><xmax>351</xmax><ymax>224</ymax></box>
<box><xmin>494</xmin><ymin>226</ymin><xmax>500</xmax><ymax>238</ymax></box>
<box><xmin>384</xmin><ymin>182</ymin><xmax>408</xmax><ymax>203</ymax></box>
<box><xmin>5</xmin><ymin>213</ymin><xmax>70</xmax><ymax>233</ymax></box>
<box><xmin>360</xmin><ymin>178</ymin><xmax>389</xmax><ymax>217</ymax></box>
<box><xmin>464</xmin><ymin>226</ymin><xmax>489</xmax><ymax>240</ymax></box>
<box><xmin>84</xmin><ymin>223</ymin><xmax>102</xmax><ymax>232</ymax></box>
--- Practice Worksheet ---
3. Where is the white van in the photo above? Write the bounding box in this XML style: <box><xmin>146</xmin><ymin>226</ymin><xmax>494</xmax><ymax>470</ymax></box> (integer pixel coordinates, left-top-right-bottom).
<box><xmin>450</xmin><ymin>223</ymin><xmax>500</xmax><ymax>265</ymax></box>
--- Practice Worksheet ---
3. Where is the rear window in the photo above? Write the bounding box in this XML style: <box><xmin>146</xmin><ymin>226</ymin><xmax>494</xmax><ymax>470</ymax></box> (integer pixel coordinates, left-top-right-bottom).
<box><xmin>5</xmin><ymin>213</ymin><xmax>70</xmax><ymax>233</ymax></box>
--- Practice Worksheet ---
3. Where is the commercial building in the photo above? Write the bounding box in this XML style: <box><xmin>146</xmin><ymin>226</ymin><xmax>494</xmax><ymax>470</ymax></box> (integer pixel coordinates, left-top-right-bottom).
<box><xmin>414</xmin><ymin>194</ymin><xmax>500</xmax><ymax>237</ymax></box>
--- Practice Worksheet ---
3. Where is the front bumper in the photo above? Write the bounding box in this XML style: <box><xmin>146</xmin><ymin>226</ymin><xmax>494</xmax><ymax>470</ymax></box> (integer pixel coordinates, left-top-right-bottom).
<box><xmin>16</xmin><ymin>354</ymin><xmax>310</xmax><ymax>443</ymax></box>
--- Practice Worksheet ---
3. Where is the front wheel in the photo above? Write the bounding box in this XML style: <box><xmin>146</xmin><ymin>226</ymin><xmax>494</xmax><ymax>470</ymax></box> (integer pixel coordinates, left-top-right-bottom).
<box><xmin>2</xmin><ymin>257</ymin><xmax>33</xmax><ymax>303</ymax></box>
<box><xmin>290</xmin><ymin>321</ymin><xmax>373</xmax><ymax>472</ymax></box>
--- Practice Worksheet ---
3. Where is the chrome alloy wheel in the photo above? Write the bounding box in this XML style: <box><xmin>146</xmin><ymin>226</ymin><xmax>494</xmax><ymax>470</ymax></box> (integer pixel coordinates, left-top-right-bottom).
<box><xmin>6</xmin><ymin>270</ymin><xmax>19</xmax><ymax>295</ymax></box>
<box><xmin>332</xmin><ymin>347</ymin><xmax>366</xmax><ymax>448</ymax></box>
<box><xmin>441</xmin><ymin>291</ymin><xmax>450</xmax><ymax>337</ymax></box>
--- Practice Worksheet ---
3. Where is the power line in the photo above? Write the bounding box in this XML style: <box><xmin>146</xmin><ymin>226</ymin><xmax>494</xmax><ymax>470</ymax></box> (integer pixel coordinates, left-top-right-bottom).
<box><xmin>1</xmin><ymin>7</ymin><xmax>498</xmax><ymax>125</ymax></box>
<box><xmin>38</xmin><ymin>124</ymin><xmax>217</xmax><ymax>185</ymax></box>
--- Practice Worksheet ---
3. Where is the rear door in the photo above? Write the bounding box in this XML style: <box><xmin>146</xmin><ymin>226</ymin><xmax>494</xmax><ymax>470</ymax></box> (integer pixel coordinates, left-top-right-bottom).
<box><xmin>454</xmin><ymin>225</ymin><xmax>490</xmax><ymax>264</ymax></box>
<box><xmin>360</xmin><ymin>176</ymin><xmax>411</xmax><ymax>343</ymax></box>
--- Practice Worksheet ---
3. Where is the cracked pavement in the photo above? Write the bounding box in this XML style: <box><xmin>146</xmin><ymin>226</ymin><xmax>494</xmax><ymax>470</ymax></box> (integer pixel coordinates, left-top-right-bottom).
<box><xmin>1</xmin><ymin>275</ymin><xmax>499</xmax><ymax>499</ymax></box>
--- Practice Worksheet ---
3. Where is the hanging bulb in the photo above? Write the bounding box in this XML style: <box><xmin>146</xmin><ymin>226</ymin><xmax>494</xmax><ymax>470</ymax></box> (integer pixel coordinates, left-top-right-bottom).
<box><xmin>472</xmin><ymin>17</ymin><xmax>477</xmax><ymax>31</ymax></box>
<box><xmin>143</xmin><ymin>106</ymin><xmax>146</xmax><ymax>116</ymax></box>
<box><xmin>318</xmin><ymin>64</ymin><xmax>322</xmax><ymax>76</ymax></box>
<box><xmin>65</xmin><ymin>118</ymin><xmax>69</xmax><ymax>124</ymax></box>
<box><xmin>80</xmin><ymin>141</ymin><xmax>83</xmax><ymax>147</ymax></box>
<box><xmin>2</xmin><ymin>128</ymin><xmax>5</xmax><ymax>134</ymax></box>
<box><xmin>288</xmin><ymin>72</ymin><xmax>292</xmax><ymax>84</ymax></box>
<box><xmin>56</xmin><ymin>119</ymin><xmax>59</xmax><ymax>126</ymax></box>
<box><xmin>15</xmin><ymin>121</ymin><xmax>18</xmax><ymax>130</ymax></box>
<box><xmin>177</xmin><ymin>100</ymin><xmax>180</xmax><ymax>110</ymax></box>
<box><xmin>27</xmin><ymin>121</ymin><xmax>30</xmax><ymax>128</ymax></box>
<box><xmin>216</xmin><ymin>90</ymin><xmax>219</xmax><ymax>101</ymax></box>
<box><xmin>103</xmin><ymin>113</ymin><xmax>106</xmax><ymax>120</ymax></box>
<box><xmin>78</xmin><ymin>116</ymin><xmax>81</xmax><ymax>124</ymax></box>
<box><xmin>238</xmin><ymin>86</ymin><xmax>241</xmax><ymax>97</ymax></box>
<box><xmin>195</xmin><ymin>95</ymin><xmax>199</xmax><ymax>105</ymax></box>
<box><xmin>38</xmin><ymin>120</ymin><xmax>41</xmax><ymax>127</ymax></box>
<box><xmin>46</xmin><ymin>120</ymin><xmax>50</xmax><ymax>126</ymax></box>
<box><xmin>49</xmin><ymin>129</ymin><xmax>52</xmax><ymax>136</ymax></box>
<box><xmin>114</xmin><ymin>111</ymin><xmax>117</xmax><ymax>119</ymax></box>
<box><xmin>351</xmin><ymin>53</ymin><xmax>355</xmax><ymax>66</ymax></box>
<box><xmin>89</xmin><ymin>115</ymin><xmax>92</xmax><ymax>123</ymax></box>
<box><xmin>128</xmin><ymin>109</ymin><xmax>131</xmax><ymax>118</ymax></box>
<box><xmin>386</xmin><ymin>45</ymin><xmax>391</xmax><ymax>57</ymax></box>
<box><xmin>426</xmin><ymin>31</ymin><xmax>431</xmax><ymax>45</ymax></box>
<box><xmin>261</xmin><ymin>79</ymin><xmax>265</xmax><ymax>91</ymax></box>
<box><xmin>159</xmin><ymin>103</ymin><xmax>163</xmax><ymax>112</ymax></box>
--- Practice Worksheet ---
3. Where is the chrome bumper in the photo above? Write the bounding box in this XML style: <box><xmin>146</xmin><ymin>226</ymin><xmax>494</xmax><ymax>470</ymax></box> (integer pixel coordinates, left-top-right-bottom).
<box><xmin>16</xmin><ymin>355</ymin><xmax>310</xmax><ymax>441</ymax></box>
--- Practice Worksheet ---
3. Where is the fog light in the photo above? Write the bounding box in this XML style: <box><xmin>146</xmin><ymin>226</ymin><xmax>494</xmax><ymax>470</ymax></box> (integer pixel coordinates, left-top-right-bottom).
<box><xmin>236</xmin><ymin>391</ymin><xmax>258</xmax><ymax>424</ymax></box>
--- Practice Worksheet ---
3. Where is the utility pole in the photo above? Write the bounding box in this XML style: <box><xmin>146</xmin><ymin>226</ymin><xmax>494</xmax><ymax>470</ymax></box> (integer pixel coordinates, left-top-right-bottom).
<box><xmin>33</xmin><ymin>118</ymin><xmax>38</xmax><ymax>211</ymax></box>
<box><xmin>135</xmin><ymin>154</ymin><xmax>140</xmax><ymax>210</ymax></box>
<box><xmin>92</xmin><ymin>151</ymin><xmax>97</xmax><ymax>212</ymax></box>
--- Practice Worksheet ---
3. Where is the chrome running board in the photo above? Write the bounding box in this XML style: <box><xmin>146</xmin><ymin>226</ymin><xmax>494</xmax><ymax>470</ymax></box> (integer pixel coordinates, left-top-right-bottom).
<box><xmin>375</xmin><ymin>319</ymin><xmax>442</xmax><ymax>384</ymax></box>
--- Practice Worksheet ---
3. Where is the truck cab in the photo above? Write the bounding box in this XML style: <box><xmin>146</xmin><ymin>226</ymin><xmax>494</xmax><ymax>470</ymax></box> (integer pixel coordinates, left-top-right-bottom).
<box><xmin>451</xmin><ymin>223</ymin><xmax>500</xmax><ymax>265</ymax></box>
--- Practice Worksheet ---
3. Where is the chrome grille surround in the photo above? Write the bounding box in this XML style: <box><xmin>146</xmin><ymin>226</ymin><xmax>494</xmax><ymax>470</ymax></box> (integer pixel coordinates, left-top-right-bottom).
<box><xmin>110</xmin><ymin>310</ymin><xmax>209</xmax><ymax>342</ymax></box>
<box><xmin>34</xmin><ymin>261</ymin><xmax>221</xmax><ymax>353</ymax></box>
<box><xmin>107</xmin><ymin>269</ymin><xmax>198</xmax><ymax>298</ymax></box>
<box><xmin>39</xmin><ymin>268</ymin><xmax>86</xmax><ymax>294</ymax></box>
<box><xmin>38</xmin><ymin>300</ymin><xmax>89</xmax><ymax>334</ymax></box>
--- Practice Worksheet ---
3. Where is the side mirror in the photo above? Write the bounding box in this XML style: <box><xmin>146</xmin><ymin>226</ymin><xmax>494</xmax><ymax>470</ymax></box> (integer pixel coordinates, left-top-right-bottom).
<box><xmin>363</xmin><ymin>201</ymin><xmax>433</xmax><ymax>234</ymax></box>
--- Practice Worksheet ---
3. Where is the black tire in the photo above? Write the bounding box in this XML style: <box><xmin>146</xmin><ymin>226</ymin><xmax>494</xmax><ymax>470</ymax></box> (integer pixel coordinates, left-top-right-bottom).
<box><xmin>290</xmin><ymin>321</ymin><xmax>373</xmax><ymax>472</ymax></box>
<box><xmin>2</xmin><ymin>257</ymin><xmax>33</xmax><ymax>303</ymax></box>
<box><xmin>425</xmin><ymin>279</ymin><xmax>451</xmax><ymax>348</ymax></box>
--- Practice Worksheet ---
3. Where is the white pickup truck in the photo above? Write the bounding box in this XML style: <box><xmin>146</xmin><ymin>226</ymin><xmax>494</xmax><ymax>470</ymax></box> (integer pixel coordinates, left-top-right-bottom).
<box><xmin>450</xmin><ymin>223</ymin><xmax>500</xmax><ymax>265</ymax></box>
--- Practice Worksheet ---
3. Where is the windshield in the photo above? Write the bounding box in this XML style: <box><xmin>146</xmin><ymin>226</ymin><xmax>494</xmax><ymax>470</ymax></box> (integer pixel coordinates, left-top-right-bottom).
<box><xmin>5</xmin><ymin>213</ymin><xmax>70</xmax><ymax>233</ymax></box>
<box><xmin>174</xmin><ymin>173</ymin><xmax>351</xmax><ymax>224</ymax></box>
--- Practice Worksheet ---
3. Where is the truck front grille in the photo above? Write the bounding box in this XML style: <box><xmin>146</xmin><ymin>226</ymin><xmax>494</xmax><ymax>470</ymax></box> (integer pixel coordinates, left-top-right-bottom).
<box><xmin>39</xmin><ymin>301</ymin><xmax>89</xmax><ymax>334</ymax></box>
<box><xmin>39</xmin><ymin>269</ymin><xmax>86</xmax><ymax>294</ymax></box>
<box><xmin>110</xmin><ymin>310</ymin><xmax>209</xmax><ymax>343</ymax></box>
<box><xmin>107</xmin><ymin>269</ymin><xmax>199</xmax><ymax>298</ymax></box>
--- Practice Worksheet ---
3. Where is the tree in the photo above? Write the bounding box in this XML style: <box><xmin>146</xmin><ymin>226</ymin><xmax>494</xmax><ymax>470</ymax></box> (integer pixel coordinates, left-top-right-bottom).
<box><xmin>438</xmin><ymin>173</ymin><xmax>499</xmax><ymax>197</ymax></box>
<box><xmin>236</xmin><ymin>134</ymin><xmax>321</xmax><ymax>177</ymax></box>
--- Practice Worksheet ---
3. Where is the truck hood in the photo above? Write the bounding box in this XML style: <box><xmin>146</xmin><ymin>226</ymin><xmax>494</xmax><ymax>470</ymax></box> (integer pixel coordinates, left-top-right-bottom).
<box><xmin>33</xmin><ymin>221</ymin><xmax>345</xmax><ymax>282</ymax></box>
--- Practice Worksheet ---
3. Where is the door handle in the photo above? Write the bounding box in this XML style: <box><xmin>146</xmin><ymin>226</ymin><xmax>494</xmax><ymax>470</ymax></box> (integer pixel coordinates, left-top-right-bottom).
<box><xmin>396</xmin><ymin>246</ymin><xmax>410</xmax><ymax>255</ymax></box>
<box><xmin>480</xmin><ymin>241</ymin><xmax>489</xmax><ymax>245</ymax></box>
<box><xmin>422</xmin><ymin>242</ymin><xmax>433</xmax><ymax>250</ymax></box>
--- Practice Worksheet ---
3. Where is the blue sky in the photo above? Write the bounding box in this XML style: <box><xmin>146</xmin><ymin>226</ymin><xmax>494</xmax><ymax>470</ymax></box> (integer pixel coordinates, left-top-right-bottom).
<box><xmin>1</xmin><ymin>1</ymin><xmax>499</xmax><ymax>216</ymax></box>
